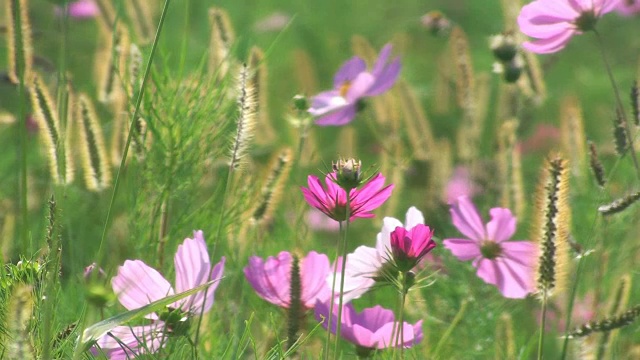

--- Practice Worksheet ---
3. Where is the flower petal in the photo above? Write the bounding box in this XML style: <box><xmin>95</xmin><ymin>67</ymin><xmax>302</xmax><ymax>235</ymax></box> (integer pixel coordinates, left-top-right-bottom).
<box><xmin>112</xmin><ymin>260</ymin><xmax>174</xmax><ymax>319</ymax></box>
<box><xmin>486</xmin><ymin>208</ymin><xmax>517</xmax><ymax>242</ymax></box>
<box><xmin>300</xmin><ymin>251</ymin><xmax>332</xmax><ymax>308</ymax></box>
<box><xmin>366</xmin><ymin>57</ymin><xmax>401</xmax><ymax>96</ymax></box>
<box><xmin>333</xmin><ymin>56</ymin><xmax>367</xmax><ymax>88</ymax></box>
<box><xmin>314</xmin><ymin>104</ymin><xmax>358</xmax><ymax>126</ymax></box>
<box><xmin>450</xmin><ymin>196</ymin><xmax>486</xmax><ymax>241</ymax></box>
<box><xmin>404</xmin><ymin>206</ymin><xmax>425</xmax><ymax>230</ymax></box>
<box><xmin>174</xmin><ymin>231</ymin><xmax>211</xmax><ymax>308</ymax></box>
<box><xmin>443</xmin><ymin>239</ymin><xmax>481</xmax><ymax>261</ymax></box>
<box><xmin>522</xmin><ymin>28</ymin><xmax>576</xmax><ymax>54</ymax></box>
<box><xmin>244</xmin><ymin>252</ymin><xmax>292</xmax><ymax>308</ymax></box>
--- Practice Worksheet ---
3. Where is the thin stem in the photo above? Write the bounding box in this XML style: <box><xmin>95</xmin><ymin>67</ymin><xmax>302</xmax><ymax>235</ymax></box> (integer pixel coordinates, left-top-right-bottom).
<box><xmin>593</xmin><ymin>30</ymin><xmax>640</xmax><ymax>179</ymax></box>
<box><xmin>538</xmin><ymin>294</ymin><xmax>548</xmax><ymax>360</ymax></box>
<box><xmin>396</xmin><ymin>272</ymin><xmax>408</xmax><ymax>359</ymax></box>
<box><xmin>324</xmin><ymin>227</ymin><xmax>341</xmax><ymax>360</ymax></box>
<box><xmin>96</xmin><ymin>0</ymin><xmax>173</xmax><ymax>261</ymax></box>
<box><xmin>334</xmin><ymin>195</ymin><xmax>351</xmax><ymax>359</ymax></box>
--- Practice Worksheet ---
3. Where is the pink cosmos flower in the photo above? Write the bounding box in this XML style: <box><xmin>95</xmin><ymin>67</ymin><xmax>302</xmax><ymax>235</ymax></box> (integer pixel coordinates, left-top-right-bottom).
<box><xmin>615</xmin><ymin>0</ymin><xmax>640</xmax><ymax>16</ymax></box>
<box><xmin>93</xmin><ymin>231</ymin><xmax>225</xmax><ymax>358</ymax></box>
<box><xmin>330</xmin><ymin>207</ymin><xmax>433</xmax><ymax>301</ymax></box>
<box><xmin>443</xmin><ymin>197</ymin><xmax>537</xmax><ymax>299</ymax></box>
<box><xmin>517</xmin><ymin>0</ymin><xmax>620</xmax><ymax>53</ymax></box>
<box><xmin>244</xmin><ymin>251</ymin><xmax>332</xmax><ymax>309</ymax></box>
<box><xmin>314</xmin><ymin>301</ymin><xmax>423</xmax><ymax>349</ymax></box>
<box><xmin>301</xmin><ymin>172</ymin><xmax>394</xmax><ymax>222</ymax></box>
<box><xmin>309</xmin><ymin>44</ymin><xmax>401</xmax><ymax>126</ymax></box>
<box><xmin>445</xmin><ymin>166</ymin><xmax>479</xmax><ymax>204</ymax></box>
<box><xmin>55</xmin><ymin>0</ymin><xmax>99</xmax><ymax>19</ymax></box>
<box><xmin>305</xmin><ymin>208</ymin><xmax>340</xmax><ymax>232</ymax></box>
<box><xmin>390</xmin><ymin>224</ymin><xmax>436</xmax><ymax>272</ymax></box>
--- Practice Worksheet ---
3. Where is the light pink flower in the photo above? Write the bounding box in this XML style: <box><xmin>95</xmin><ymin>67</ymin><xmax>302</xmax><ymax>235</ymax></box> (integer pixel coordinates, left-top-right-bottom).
<box><xmin>254</xmin><ymin>11</ymin><xmax>291</xmax><ymax>32</ymax></box>
<box><xmin>55</xmin><ymin>0</ymin><xmax>99</xmax><ymax>19</ymax></box>
<box><xmin>331</xmin><ymin>207</ymin><xmax>432</xmax><ymax>301</ymax></box>
<box><xmin>92</xmin><ymin>324</ymin><xmax>164</xmax><ymax>360</ymax></box>
<box><xmin>615</xmin><ymin>0</ymin><xmax>640</xmax><ymax>16</ymax></box>
<box><xmin>443</xmin><ymin>197</ymin><xmax>537</xmax><ymax>299</ymax></box>
<box><xmin>301</xmin><ymin>172</ymin><xmax>394</xmax><ymax>222</ymax></box>
<box><xmin>445</xmin><ymin>166</ymin><xmax>479</xmax><ymax>204</ymax></box>
<box><xmin>390</xmin><ymin>224</ymin><xmax>436</xmax><ymax>272</ymax></box>
<box><xmin>517</xmin><ymin>0</ymin><xmax>620</xmax><ymax>53</ymax></box>
<box><xmin>244</xmin><ymin>251</ymin><xmax>332</xmax><ymax>309</ymax></box>
<box><xmin>314</xmin><ymin>301</ymin><xmax>423</xmax><ymax>349</ymax></box>
<box><xmin>93</xmin><ymin>231</ymin><xmax>225</xmax><ymax>358</ymax></box>
<box><xmin>309</xmin><ymin>44</ymin><xmax>401</xmax><ymax>126</ymax></box>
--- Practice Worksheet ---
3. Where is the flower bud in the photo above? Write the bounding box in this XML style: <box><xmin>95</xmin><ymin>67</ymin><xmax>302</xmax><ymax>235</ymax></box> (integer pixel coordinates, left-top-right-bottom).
<box><xmin>332</xmin><ymin>158</ymin><xmax>362</xmax><ymax>190</ymax></box>
<box><xmin>490</xmin><ymin>33</ymin><xmax>518</xmax><ymax>63</ymax></box>
<box><xmin>420</xmin><ymin>10</ymin><xmax>452</xmax><ymax>36</ymax></box>
<box><xmin>293</xmin><ymin>94</ymin><xmax>309</xmax><ymax>111</ymax></box>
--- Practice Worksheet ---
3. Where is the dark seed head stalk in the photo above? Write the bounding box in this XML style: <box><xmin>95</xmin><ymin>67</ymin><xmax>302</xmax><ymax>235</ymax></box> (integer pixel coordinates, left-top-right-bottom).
<box><xmin>568</xmin><ymin>304</ymin><xmax>640</xmax><ymax>338</ymax></box>
<box><xmin>588</xmin><ymin>141</ymin><xmax>606</xmax><ymax>188</ymax></box>
<box><xmin>286</xmin><ymin>254</ymin><xmax>302</xmax><ymax>351</ymax></box>
<box><xmin>597</xmin><ymin>191</ymin><xmax>640</xmax><ymax>215</ymax></box>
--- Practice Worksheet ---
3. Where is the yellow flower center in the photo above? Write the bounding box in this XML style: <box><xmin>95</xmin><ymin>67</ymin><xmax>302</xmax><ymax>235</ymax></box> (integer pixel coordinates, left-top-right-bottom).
<box><xmin>339</xmin><ymin>81</ymin><xmax>351</xmax><ymax>97</ymax></box>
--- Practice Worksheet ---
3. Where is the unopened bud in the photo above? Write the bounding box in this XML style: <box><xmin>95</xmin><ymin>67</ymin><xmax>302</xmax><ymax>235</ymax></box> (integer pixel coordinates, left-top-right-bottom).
<box><xmin>421</xmin><ymin>10</ymin><xmax>452</xmax><ymax>36</ymax></box>
<box><xmin>332</xmin><ymin>158</ymin><xmax>363</xmax><ymax>190</ymax></box>
<box><xmin>293</xmin><ymin>94</ymin><xmax>309</xmax><ymax>111</ymax></box>
<box><xmin>490</xmin><ymin>33</ymin><xmax>518</xmax><ymax>63</ymax></box>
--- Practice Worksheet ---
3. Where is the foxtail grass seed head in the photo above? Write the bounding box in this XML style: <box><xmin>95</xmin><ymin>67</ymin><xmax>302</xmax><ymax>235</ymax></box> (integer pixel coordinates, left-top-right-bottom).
<box><xmin>588</xmin><ymin>141</ymin><xmax>606</xmax><ymax>188</ymax></box>
<box><xmin>532</xmin><ymin>155</ymin><xmax>570</xmax><ymax>298</ymax></box>
<box><xmin>338</xmin><ymin>127</ymin><xmax>358</xmax><ymax>159</ymax></box>
<box><xmin>495</xmin><ymin>313</ymin><xmax>516</xmax><ymax>359</ymax></box>
<box><xmin>631</xmin><ymin>81</ymin><xmax>639</xmax><ymax>126</ymax></box>
<box><xmin>560</xmin><ymin>96</ymin><xmax>587</xmax><ymax>176</ymax></box>
<box><xmin>350</xmin><ymin>35</ymin><xmax>377</xmax><ymax>64</ymax></box>
<box><xmin>128</xmin><ymin>43</ymin><xmax>143</xmax><ymax>94</ymax></box>
<box><xmin>6</xmin><ymin>284</ymin><xmax>36</xmax><ymax>359</ymax></box>
<box><xmin>286</xmin><ymin>254</ymin><xmax>302</xmax><ymax>351</ymax></box>
<box><xmin>30</xmin><ymin>75</ymin><xmax>63</xmax><ymax>184</ymax></box>
<box><xmin>568</xmin><ymin>304</ymin><xmax>640</xmax><ymax>338</ymax></box>
<box><xmin>497</xmin><ymin>119</ymin><xmax>525</xmax><ymax>218</ymax></box>
<box><xmin>94</xmin><ymin>0</ymin><xmax>116</xmax><ymax>34</ymax></box>
<box><xmin>520</xmin><ymin>50</ymin><xmax>547</xmax><ymax>104</ymax></box>
<box><xmin>421</xmin><ymin>10</ymin><xmax>452</xmax><ymax>36</ymax></box>
<box><xmin>292</xmin><ymin>49</ymin><xmax>318</xmax><ymax>94</ymax></box>
<box><xmin>125</xmin><ymin>0</ymin><xmax>155</xmax><ymax>44</ymax></box>
<box><xmin>398</xmin><ymin>81</ymin><xmax>435</xmax><ymax>160</ymax></box>
<box><xmin>613</xmin><ymin>108</ymin><xmax>628</xmax><ymax>156</ymax></box>
<box><xmin>77</xmin><ymin>94</ymin><xmax>112</xmax><ymax>191</ymax></box>
<box><xmin>228</xmin><ymin>64</ymin><xmax>256</xmax><ymax>170</ymax></box>
<box><xmin>208</xmin><ymin>7</ymin><xmax>235</xmax><ymax>79</ymax></box>
<box><xmin>97</xmin><ymin>28</ymin><xmax>128</xmax><ymax>106</ymax></box>
<box><xmin>248</xmin><ymin>46</ymin><xmax>275</xmax><ymax>144</ymax></box>
<box><xmin>450</xmin><ymin>26</ymin><xmax>476</xmax><ymax>111</ymax></box>
<box><xmin>597</xmin><ymin>191</ymin><xmax>640</xmax><ymax>215</ymax></box>
<box><xmin>6</xmin><ymin>0</ymin><xmax>33</xmax><ymax>85</ymax></box>
<box><xmin>251</xmin><ymin>148</ymin><xmax>293</xmax><ymax>225</ymax></box>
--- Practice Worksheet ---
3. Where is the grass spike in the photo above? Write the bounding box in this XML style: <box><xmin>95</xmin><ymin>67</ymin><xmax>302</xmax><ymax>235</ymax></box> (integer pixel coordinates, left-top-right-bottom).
<box><xmin>286</xmin><ymin>254</ymin><xmax>302</xmax><ymax>351</ymax></box>
<box><xmin>250</xmin><ymin>148</ymin><xmax>293</xmax><ymax>225</ymax></box>
<box><xmin>588</xmin><ymin>141</ymin><xmax>606</xmax><ymax>188</ymax></box>
<box><xmin>613</xmin><ymin>107</ymin><xmax>628</xmax><ymax>156</ymax></box>
<box><xmin>96</xmin><ymin>27</ymin><xmax>129</xmax><ymax>106</ymax></box>
<box><xmin>568</xmin><ymin>304</ymin><xmax>640</xmax><ymax>338</ymax></box>
<box><xmin>249</xmin><ymin>46</ymin><xmax>275</xmax><ymax>144</ymax></box>
<box><xmin>125</xmin><ymin>0</ymin><xmax>155</xmax><ymax>44</ymax></box>
<box><xmin>560</xmin><ymin>96</ymin><xmax>587</xmax><ymax>176</ymax></box>
<box><xmin>397</xmin><ymin>81</ymin><xmax>435</xmax><ymax>160</ymax></box>
<box><xmin>6</xmin><ymin>0</ymin><xmax>33</xmax><ymax>84</ymax></box>
<box><xmin>597</xmin><ymin>191</ymin><xmax>640</xmax><ymax>215</ymax></box>
<box><xmin>229</xmin><ymin>64</ymin><xmax>257</xmax><ymax>171</ymax></box>
<box><xmin>77</xmin><ymin>94</ymin><xmax>112</xmax><ymax>191</ymax></box>
<box><xmin>532</xmin><ymin>154</ymin><xmax>571</xmax><ymax>298</ymax></box>
<box><xmin>292</xmin><ymin>49</ymin><xmax>318</xmax><ymax>94</ymax></box>
<box><xmin>208</xmin><ymin>7</ymin><xmax>235</xmax><ymax>79</ymax></box>
<box><xmin>631</xmin><ymin>81</ymin><xmax>639</xmax><ymax>126</ymax></box>
<box><xmin>497</xmin><ymin>119</ymin><xmax>525</xmax><ymax>218</ymax></box>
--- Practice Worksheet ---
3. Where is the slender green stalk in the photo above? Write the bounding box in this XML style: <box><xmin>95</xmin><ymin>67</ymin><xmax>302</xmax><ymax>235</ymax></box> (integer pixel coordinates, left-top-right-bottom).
<box><xmin>324</xmin><ymin>227</ymin><xmax>341</xmax><ymax>360</ymax></box>
<box><xmin>538</xmin><ymin>295</ymin><xmax>548</xmax><ymax>360</ymax></box>
<box><xmin>12</xmin><ymin>0</ymin><xmax>29</xmax><ymax>251</ymax></box>
<box><xmin>593</xmin><ymin>30</ymin><xmax>640</xmax><ymax>179</ymax></box>
<box><xmin>334</xmin><ymin>196</ymin><xmax>351</xmax><ymax>359</ymax></box>
<box><xmin>395</xmin><ymin>272</ymin><xmax>408</xmax><ymax>359</ymax></box>
<box><xmin>432</xmin><ymin>299</ymin><xmax>468</xmax><ymax>357</ymax></box>
<box><xmin>96</xmin><ymin>0</ymin><xmax>172</xmax><ymax>261</ymax></box>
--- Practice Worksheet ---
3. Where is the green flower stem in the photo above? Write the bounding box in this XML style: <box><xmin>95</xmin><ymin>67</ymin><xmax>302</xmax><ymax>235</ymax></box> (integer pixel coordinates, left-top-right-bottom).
<box><xmin>538</xmin><ymin>294</ymin><xmax>548</xmax><ymax>360</ymax></box>
<box><xmin>594</xmin><ymin>30</ymin><xmax>640</xmax><ymax>180</ymax></box>
<box><xmin>324</xmin><ymin>237</ymin><xmax>340</xmax><ymax>360</ymax></box>
<box><xmin>395</xmin><ymin>271</ymin><xmax>409</xmax><ymax>359</ymax></box>
<box><xmin>334</xmin><ymin>195</ymin><xmax>352</xmax><ymax>359</ymax></box>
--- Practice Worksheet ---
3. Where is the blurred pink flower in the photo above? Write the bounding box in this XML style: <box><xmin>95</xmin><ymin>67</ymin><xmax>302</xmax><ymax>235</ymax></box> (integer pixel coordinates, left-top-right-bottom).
<box><xmin>301</xmin><ymin>172</ymin><xmax>394</xmax><ymax>222</ymax></box>
<box><xmin>93</xmin><ymin>231</ymin><xmax>225</xmax><ymax>358</ymax></box>
<box><xmin>445</xmin><ymin>166</ymin><xmax>479</xmax><ymax>204</ymax></box>
<box><xmin>254</xmin><ymin>11</ymin><xmax>291</xmax><ymax>32</ymax></box>
<box><xmin>306</xmin><ymin>208</ymin><xmax>340</xmax><ymax>232</ymax></box>
<box><xmin>55</xmin><ymin>0</ymin><xmax>99</xmax><ymax>19</ymax></box>
<box><xmin>390</xmin><ymin>224</ymin><xmax>436</xmax><ymax>272</ymax></box>
<box><xmin>314</xmin><ymin>301</ymin><xmax>423</xmax><ymax>349</ymax></box>
<box><xmin>309</xmin><ymin>44</ymin><xmax>401</xmax><ymax>126</ymax></box>
<box><xmin>615</xmin><ymin>0</ymin><xmax>640</xmax><ymax>16</ymax></box>
<box><xmin>244</xmin><ymin>251</ymin><xmax>332</xmax><ymax>309</ymax></box>
<box><xmin>443</xmin><ymin>197</ymin><xmax>537</xmax><ymax>299</ymax></box>
<box><xmin>517</xmin><ymin>0</ymin><xmax>620</xmax><ymax>53</ymax></box>
<box><xmin>537</xmin><ymin>292</ymin><xmax>595</xmax><ymax>332</ymax></box>
<box><xmin>518</xmin><ymin>124</ymin><xmax>560</xmax><ymax>154</ymax></box>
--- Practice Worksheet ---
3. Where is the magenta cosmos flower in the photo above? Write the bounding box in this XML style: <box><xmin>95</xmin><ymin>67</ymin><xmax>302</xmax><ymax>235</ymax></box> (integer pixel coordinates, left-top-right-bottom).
<box><xmin>93</xmin><ymin>231</ymin><xmax>225</xmax><ymax>358</ymax></box>
<box><xmin>301</xmin><ymin>172</ymin><xmax>394</xmax><ymax>222</ymax></box>
<box><xmin>314</xmin><ymin>301</ymin><xmax>423</xmax><ymax>350</ymax></box>
<box><xmin>616</xmin><ymin>0</ymin><xmax>640</xmax><ymax>16</ymax></box>
<box><xmin>443</xmin><ymin>197</ymin><xmax>537</xmax><ymax>299</ymax></box>
<box><xmin>517</xmin><ymin>0</ymin><xmax>620</xmax><ymax>53</ymax></box>
<box><xmin>244</xmin><ymin>251</ymin><xmax>332</xmax><ymax>309</ymax></box>
<box><xmin>55</xmin><ymin>0</ymin><xmax>99</xmax><ymax>19</ymax></box>
<box><xmin>390</xmin><ymin>224</ymin><xmax>436</xmax><ymax>272</ymax></box>
<box><xmin>309</xmin><ymin>44</ymin><xmax>401</xmax><ymax>126</ymax></box>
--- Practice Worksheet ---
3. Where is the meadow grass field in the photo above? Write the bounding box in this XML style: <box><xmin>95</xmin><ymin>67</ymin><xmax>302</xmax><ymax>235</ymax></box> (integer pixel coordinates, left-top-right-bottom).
<box><xmin>1</xmin><ymin>0</ymin><xmax>640</xmax><ymax>358</ymax></box>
